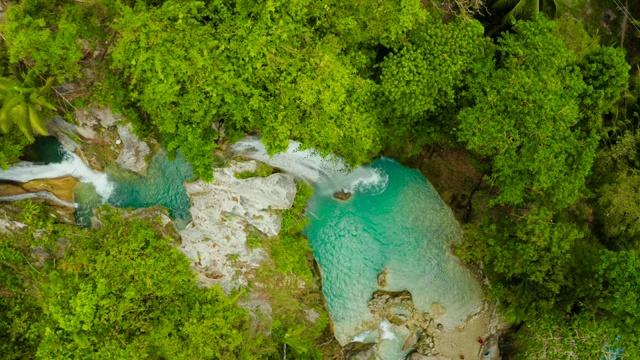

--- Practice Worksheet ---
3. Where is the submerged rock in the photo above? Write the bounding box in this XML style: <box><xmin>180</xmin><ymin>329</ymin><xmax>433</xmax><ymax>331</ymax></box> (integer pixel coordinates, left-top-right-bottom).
<box><xmin>402</xmin><ymin>331</ymin><xmax>420</xmax><ymax>351</ymax></box>
<box><xmin>342</xmin><ymin>341</ymin><xmax>376</xmax><ymax>360</ymax></box>
<box><xmin>365</xmin><ymin>290</ymin><xmax>435</xmax><ymax>356</ymax></box>
<box><xmin>333</xmin><ymin>189</ymin><xmax>352</xmax><ymax>201</ymax></box>
<box><xmin>116</xmin><ymin>124</ymin><xmax>150</xmax><ymax>174</ymax></box>
<box><xmin>178</xmin><ymin>160</ymin><xmax>297</xmax><ymax>292</ymax></box>
<box><xmin>377</xmin><ymin>269</ymin><xmax>388</xmax><ymax>287</ymax></box>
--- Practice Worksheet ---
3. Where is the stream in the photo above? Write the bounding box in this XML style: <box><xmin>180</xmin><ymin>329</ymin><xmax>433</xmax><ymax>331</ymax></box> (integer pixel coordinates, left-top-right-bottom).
<box><xmin>1</xmin><ymin>136</ymin><xmax>483</xmax><ymax>359</ymax></box>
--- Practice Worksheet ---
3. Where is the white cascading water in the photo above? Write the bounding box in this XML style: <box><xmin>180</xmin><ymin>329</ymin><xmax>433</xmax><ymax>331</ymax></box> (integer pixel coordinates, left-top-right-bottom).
<box><xmin>0</xmin><ymin>192</ymin><xmax>77</xmax><ymax>208</ymax></box>
<box><xmin>231</xmin><ymin>136</ymin><xmax>388</xmax><ymax>194</ymax></box>
<box><xmin>0</xmin><ymin>148</ymin><xmax>115</xmax><ymax>201</ymax></box>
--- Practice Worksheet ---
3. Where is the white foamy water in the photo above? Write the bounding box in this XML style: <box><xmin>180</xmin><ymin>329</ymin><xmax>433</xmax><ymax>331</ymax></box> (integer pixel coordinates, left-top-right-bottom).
<box><xmin>232</xmin><ymin>137</ymin><xmax>388</xmax><ymax>195</ymax></box>
<box><xmin>379</xmin><ymin>320</ymin><xmax>396</xmax><ymax>341</ymax></box>
<box><xmin>0</xmin><ymin>192</ymin><xmax>77</xmax><ymax>208</ymax></box>
<box><xmin>0</xmin><ymin>149</ymin><xmax>115</xmax><ymax>201</ymax></box>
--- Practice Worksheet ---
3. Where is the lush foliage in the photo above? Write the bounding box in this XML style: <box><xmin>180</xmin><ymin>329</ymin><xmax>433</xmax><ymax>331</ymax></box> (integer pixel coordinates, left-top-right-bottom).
<box><xmin>458</xmin><ymin>17</ymin><xmax>628</xmax><ymax>209</ymax></box>
<box><xmin>0</xmin><ymin>131</ymin><xmax>30</xmax><ymax>169</ymax></box>
<box><xmin>0</xmin><ymin>203</ymin><xmax>260</xmax><ymax>359</ymax></box>
<box><xmin>1</xmin><ymin>0</ymin><xmax>639</xmax><ymax>358</ymax></box>
<box><xmin>2</xmin><ymin>0</ymin><xmax>118</xmax><ymax>81</ymax></box>
<box><xmin>261</xmin><ymin>182</ymin><xmax>331</xmax><ymax>359</ymax></box>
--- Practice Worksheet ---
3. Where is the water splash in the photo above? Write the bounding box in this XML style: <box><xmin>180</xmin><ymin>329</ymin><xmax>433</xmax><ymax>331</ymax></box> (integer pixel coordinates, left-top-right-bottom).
<box><xmin>0</xmin><ymin>191</ymin><xmax>77</xmax><ymax>208</ymax></box>
<box><xmin>0</xmin><ymin>148</ymin><xmax>114</xmax><ymax>201</ymax></box>
<box><xmin>232</xmin><ymin>136</ymin><xmax>388</xmax><ymax>195</ymax></box>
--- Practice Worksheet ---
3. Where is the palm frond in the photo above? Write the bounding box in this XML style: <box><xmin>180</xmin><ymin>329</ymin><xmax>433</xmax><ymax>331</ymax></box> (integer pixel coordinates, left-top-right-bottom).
<box><xmin>37</xmin><ymin>77</ymin><xmax>56</xmax><ymax>95</ymax></box>
<box><xmin>29</xmin><ymin>104</ymin><xmax>49</xmax><ymax>136</ymax></box>
<box><xmin>1</xmin><ymin>96</ymin><xmax>21</xmax><ymax>124</ymax></box>
<box><xmin>0</xmin><ymin>106</ymin><xmax>11</xmax><ymax>134</ymax></box>
<box><xmin>502</xmin><ymin>0</ymin><xmax>539</xmax><ymax>23</ymax></box>
<box><xmin>492</xmin><ymin>0</ymin><xmax>527</xmax><ymax>9</ymax></box>
<box><xmin>0</xmin><ymin>77</ymin><xmax>19</xmax><ymax>92</ymax></box>
<box><xmin>30</xmin><ymin>92</ymin><xmax>57</xmax><ymax>111</ymax></box>
<box><xmin>23</xmin><ymin>69</ymin><xmax>38</xmax><ymax>88</ymax></box>
<box><xmin>10</xmin><ymin>103</ymin><xmax>34</xmax><ymax>142</ymax></box>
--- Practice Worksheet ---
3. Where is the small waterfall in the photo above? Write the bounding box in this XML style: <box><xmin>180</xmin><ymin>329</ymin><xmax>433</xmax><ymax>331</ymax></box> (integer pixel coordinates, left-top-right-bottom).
<box><xmin>0</xmin><ymin>147</ymin><xmax>115</xmax><ymax>201</ymax></box>
<box><xmin>0</xmin><ymin>192</ymin><xmax>77</xmax><ymax>208</ymax></box>
<box><xmin>232</xmin><ymin>137</ymin><xmax>388</xmax><ymax>195</ymax></box>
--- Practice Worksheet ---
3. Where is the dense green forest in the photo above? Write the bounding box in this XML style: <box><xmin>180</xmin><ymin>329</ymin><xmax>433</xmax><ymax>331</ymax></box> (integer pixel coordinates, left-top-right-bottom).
<box><xmin>0</xmin><ymin>0</ymin><xmax>639</xmax><ymax>358</ymax></box>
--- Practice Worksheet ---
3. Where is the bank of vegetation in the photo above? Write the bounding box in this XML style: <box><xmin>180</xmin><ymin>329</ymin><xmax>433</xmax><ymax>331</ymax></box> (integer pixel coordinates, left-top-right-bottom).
<box><xmin>0</xmin><ymin>0</ymin><xmax>638</xmax><ymax>358</ymax></box>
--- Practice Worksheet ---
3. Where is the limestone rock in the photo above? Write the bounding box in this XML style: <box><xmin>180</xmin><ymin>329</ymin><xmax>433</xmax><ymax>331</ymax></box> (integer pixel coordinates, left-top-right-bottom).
<box><xmin>178</xmin><ymin>160</ymin><xmax>297</xmax><ymax>292</ymax></box>
<box><xmin>0</xmin><ymin>183</ymin><xmax>27</xmax><ymax>197</ymax></box>
<box><xmin>377</xmin><ymin>269</ymin><xmax>388</xmax><ymax>287</ymax></box>
<box><xmin>479</xmin><ymin>335</ymin><xmax>501</xmax><ymax>360</ymax></box>
<box><xmin>403</xmin><ymin>331</ymin><xmax>420</xmax><ymax>351</ymax></box>
<box><xmin>333</xmin><ymin>189</ymin><xmax>352</xmax><ymax>201</ymax></box>
<box><xmin>305</xmin><ymin>309</ymin><xmax>321</xmax><ymax>324</ymax></box>
<box><xmin>21</xmin><ymin>176</ymin><xmax>79</xmax><ymax>202</ymax></box>
<box><xmin>407</xmin><ymin>353</ymin><xmax>442</xmax><ymax>360</ymax></box>
<box><xmin>73</xmin><ymin>109</ymin><xmax>99</xmax><ymax>133</ymax></box>
<box><xmin>116</xmin><ymin>124</ymin><xmax>150</xmax><ymax>174</ymax></box>
<box><xmin>342</xmin><ymin>342</ymin><xmax>376</xmax><ymax>360</ymax></box>
<box><xmin>369</xmin><ymin>290</ymin><xmax>414</xmax><ymax>314</ymax></box>
<box><xmin>0</xmin><ymin>210</ymin><xmax>26</xmax><ymax>234</ymax></box>
<box><xmin>53</xmin><ymin>113</ymin><xmax>97</xmax><ymax>140</ymax></box>
<box><xmin>91</xmin><ymin>106</ymin><xmax>121</xmax><ymax>128</ymax></box>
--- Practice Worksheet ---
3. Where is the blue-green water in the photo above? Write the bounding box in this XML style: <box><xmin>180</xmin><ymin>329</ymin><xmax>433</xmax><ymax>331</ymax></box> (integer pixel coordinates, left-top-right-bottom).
<box><xmin>304</xmin><ymin>158</ymin><xmax>482</xmax><ymax>352</ymax></box>
<box><xmin>75</xmin><ymin>151</ymin><xmax>193</xmax><ymax>225</ymax></box>
<box><xmin>18</xmin><ymin>137</ymin><xmax>194</xmax><ymax>225</ymax></box>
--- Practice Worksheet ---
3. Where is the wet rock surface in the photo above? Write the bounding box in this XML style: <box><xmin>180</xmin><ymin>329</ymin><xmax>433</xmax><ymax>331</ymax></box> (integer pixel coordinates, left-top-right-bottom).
<box><xmin>0</xmin><ymin>176</ymin><xmax>79</xmax><ymax>209</ymax></box>
<box><xmin>343</xmin><ymin>341</ymin><xmax>376</xmax><ymax>360</ymax></box>
<box><xmin>333</xmin><ymin>189</ymin><xmax>352</xmax><ymax>201</ymax></box>
<box><xmin>20</xmin><ymin>177</ymin><xmax>79</xmax><ymax>203</ymax></box>
<box><xmin>364</xmin><ymin>290</ymin><xmax>436</xmax><ymax>357</ymax></box>
<box><xmin>377</xmin><ymin>269</ymin><xmax>388</xmax><ymax>287</ymax></box>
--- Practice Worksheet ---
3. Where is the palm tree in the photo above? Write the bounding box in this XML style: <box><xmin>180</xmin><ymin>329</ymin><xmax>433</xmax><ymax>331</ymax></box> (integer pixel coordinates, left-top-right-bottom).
<box><xmin>0</xmin><ymin>70</ymin><xmax>56</xmax><ymax>142</ymax></box>
<box><xmin>492</xmin><ymin>0</ymin><xmax>557</xmax><ymax>24</ymax></box>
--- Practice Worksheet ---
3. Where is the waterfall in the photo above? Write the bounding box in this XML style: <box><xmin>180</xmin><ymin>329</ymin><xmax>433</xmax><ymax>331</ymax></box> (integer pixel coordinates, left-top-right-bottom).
<box><xmin>231</xmin><ymin>137</ymin><xmax>388</xmax><ymax>195</ymax></box>
<box><xmin>0</xmin><ymin>148</ymin><xmax>115</xmax><ymax>201</ymax></box>
<box><xmin>0</xmin><ymin>192</ymin><xmax>77</xmax><ymax>208</ymax></box>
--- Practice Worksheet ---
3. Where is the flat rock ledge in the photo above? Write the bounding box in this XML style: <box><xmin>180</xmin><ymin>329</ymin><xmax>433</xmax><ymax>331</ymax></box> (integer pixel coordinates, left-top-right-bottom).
<box><xmin>178</xmin><ymin>160</ymin><xmax>297</xmax><ymax>292</ymax></box>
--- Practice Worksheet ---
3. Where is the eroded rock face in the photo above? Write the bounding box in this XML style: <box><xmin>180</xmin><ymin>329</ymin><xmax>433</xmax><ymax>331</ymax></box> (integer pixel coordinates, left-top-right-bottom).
<box><xmin>116</xmin><ymin>124</ymin><xmax>150</xmax><ymax>174</ymax></box>
<box><xmin>0</xmin><ymin>177</ymin><xmax>79</xmax><ymax>210</ymax></box>
<box><xmin>20</xmin><ymin>177</ymin><xmax>79</xmax><ymax>203</ymax></box>
<box><xmin>178</xmin><ymin>160</ymin><xmax>297</xmax><ymax>292</ymax></box>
